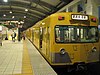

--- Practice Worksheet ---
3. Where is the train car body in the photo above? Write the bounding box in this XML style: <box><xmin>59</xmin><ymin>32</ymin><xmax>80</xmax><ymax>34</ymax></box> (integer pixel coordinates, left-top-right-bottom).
<box><xmin>26</xmin><ymin>12</ymin><xmax>99</xmax><ymax>66</ymax></box>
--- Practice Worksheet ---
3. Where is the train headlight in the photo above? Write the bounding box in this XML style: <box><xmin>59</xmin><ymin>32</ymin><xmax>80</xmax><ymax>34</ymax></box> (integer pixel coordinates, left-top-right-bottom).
<box><xmin>92</xmin><ymin>47</ymin><xmax>97</xmax><ymax>52</ymax></box>
<box><xmin>60</xmin><ymin>48</ymin><xmax>66</xmax><ymax>55</ymax></box>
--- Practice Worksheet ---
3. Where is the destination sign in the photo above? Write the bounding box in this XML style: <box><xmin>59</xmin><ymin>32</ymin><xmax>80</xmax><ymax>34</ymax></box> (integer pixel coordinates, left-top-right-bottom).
<box><xmin>71</xmin><ymin>14</ymin><xmax>88</xmax><ymax>20</ymax></box>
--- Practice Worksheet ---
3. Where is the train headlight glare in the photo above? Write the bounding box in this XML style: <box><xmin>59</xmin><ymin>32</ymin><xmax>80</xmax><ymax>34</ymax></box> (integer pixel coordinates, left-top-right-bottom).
<box><xmin>92</xmin><ymin>47</ymin><xmax>97</xmax><ymax>52</ymax></box>
<box><xmin>60</xmin><ymin>48</ymin><xmax>66</xmax><ymax>55</ymax></box>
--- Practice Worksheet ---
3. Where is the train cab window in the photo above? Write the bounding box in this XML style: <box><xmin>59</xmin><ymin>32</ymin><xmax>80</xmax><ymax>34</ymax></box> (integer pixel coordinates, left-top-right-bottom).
<box><xmin>55</xmin><ymin>26</ymin><xmax>76</xmax><ymax>43</ymax></box>
<box><xmin>55</xmin><ymin>25</ymin><xmax>98</xmax><ymax>43</ymax></box>
<box><xmin>55</xmin><ymin>27</ymin><xmax>62</xmax><ymax>42</ymax></box>
<box><xmin>87</xmin><ymin>27</ymin><xmax>98</xmax><ymax>41</ymax></box>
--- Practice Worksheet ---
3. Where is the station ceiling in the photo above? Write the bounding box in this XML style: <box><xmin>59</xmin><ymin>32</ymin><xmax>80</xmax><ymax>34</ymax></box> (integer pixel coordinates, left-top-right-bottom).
<box><xmin>0</xmin><ymin>0</ymin><xmax>73</xmax><ymax>31</ymax></box>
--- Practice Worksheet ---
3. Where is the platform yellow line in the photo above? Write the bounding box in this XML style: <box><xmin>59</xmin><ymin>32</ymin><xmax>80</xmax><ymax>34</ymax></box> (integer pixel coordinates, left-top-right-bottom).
<box><xmin>13</xmin><ymin>40</ymin><xmax>34</xmax><ymax>75</ymax></box>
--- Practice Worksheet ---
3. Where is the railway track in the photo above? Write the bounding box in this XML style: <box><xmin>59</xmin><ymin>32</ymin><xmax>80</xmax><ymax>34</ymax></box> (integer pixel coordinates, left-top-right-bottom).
<box><xmin>53</xmin><ymin>62</ymin><xmax>100</xmax><ymax>75</ymax></box>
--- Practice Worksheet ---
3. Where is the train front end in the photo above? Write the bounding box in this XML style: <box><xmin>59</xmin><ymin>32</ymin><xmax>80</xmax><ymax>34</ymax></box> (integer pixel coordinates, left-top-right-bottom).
<box><xmin>50</xmin><ymin>13</ymin><xmax>99</xmax><ymax>66</ymax></box>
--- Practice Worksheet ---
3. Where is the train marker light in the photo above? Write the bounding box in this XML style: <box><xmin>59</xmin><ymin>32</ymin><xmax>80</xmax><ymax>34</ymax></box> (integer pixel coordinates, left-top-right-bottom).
<box><xmin>58</xmin><ymin>16</ymin><xmax>65</xmax><ymax>20</ymax></box>
<box><xmin>71</xmin><ymin>14</ymin><xmax>88</xmax><ymax>20</ymax></box>
<box><xmin>91</xmin><ymin>18</ymin><xmax>96</xmax><ymax>22</ymax></box>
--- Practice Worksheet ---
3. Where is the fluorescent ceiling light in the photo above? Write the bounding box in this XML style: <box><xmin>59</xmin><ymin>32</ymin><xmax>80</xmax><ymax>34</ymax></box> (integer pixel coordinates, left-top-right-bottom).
<box><xmin>24</xmin><ymin>16</ymin><xmax>26</xmax><ymax>18</ymax></box>
<box><xmin>25</xmin><ymin>9</ymin><xmax>28</xmax><ymax>12</ymax></box>
<box><xmin>18</xmin><ymin>22</ymin><xmax>21</xmax><ymax>24</ymax></box>
<box><xmin>20</xmin><ymin>21</ymin><xmax>24</xmax><ymax>24</ymax></box>
<box><xmin>3</xmin><ymin>14</ymin><xmax>6</xmax><ymax>17</ymax></box>
<box><xmin>12</xmin><ymin>16</ymin><xmax>15</xmax><ymax>18</ymax></box>
<box><xmin>9</xmin><ymin>11</ymin><xmax>12</xmax><ymax>13</ymax></box>
<box><xmin>0</xmin><ymin>26</ymin><xmax>2</xmax><ymax>31</ymax></box>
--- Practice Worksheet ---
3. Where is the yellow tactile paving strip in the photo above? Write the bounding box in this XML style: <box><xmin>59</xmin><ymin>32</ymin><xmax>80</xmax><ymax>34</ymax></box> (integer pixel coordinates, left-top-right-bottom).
<box><xmin>14</xmin><ymin>40</ymin><xmax>33</xmax><ymax>75</ymax></box>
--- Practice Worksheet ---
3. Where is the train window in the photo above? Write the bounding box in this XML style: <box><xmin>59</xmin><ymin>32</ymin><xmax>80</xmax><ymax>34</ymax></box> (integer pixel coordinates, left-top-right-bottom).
<box><xmin>87</xmin><ymin>27</ymin><xmax>98</xmax><ymax>41</ymax></box>
<box><xmin>55</xmin><ymin>26</ymin><xmax>76</xmax><ymax>42</ymax></box>
<box><xmin>55</xmin><ymin>25</ymin><xmax>98</xmax><ymax>43</ymax></box>
<box><xmin>55</xmin><ymin>27</ymin><xmax>61</xmax><ymax>42</ymax></box>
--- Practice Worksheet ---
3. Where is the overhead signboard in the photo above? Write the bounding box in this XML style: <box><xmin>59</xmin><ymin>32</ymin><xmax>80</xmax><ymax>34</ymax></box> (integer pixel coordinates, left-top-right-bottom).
<box><xmin>71</xmin><ymin>14</ymin><xmax>89</xmax><ymax>20</ymax></box>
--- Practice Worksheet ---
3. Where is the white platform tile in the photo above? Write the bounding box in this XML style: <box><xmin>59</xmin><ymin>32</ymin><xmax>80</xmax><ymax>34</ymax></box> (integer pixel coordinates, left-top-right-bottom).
<box><xmin>0</xmin><ymin>40</ymin><xmax>23</xmax><ymax>75</ymax></box>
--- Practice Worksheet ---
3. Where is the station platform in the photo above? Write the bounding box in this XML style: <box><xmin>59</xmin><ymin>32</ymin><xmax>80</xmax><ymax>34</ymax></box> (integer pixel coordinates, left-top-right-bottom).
<box><xmin>0</xmin><ymin>39</ymin><xmax>57</xmax><ymax>75</ymax></box>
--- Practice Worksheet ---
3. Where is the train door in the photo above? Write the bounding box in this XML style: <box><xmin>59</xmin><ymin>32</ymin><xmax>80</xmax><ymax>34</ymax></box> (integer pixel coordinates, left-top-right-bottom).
<box><xmin>41</xmin><ymin>27</ymin><xmax>50</xmax><ymax>56</ymax></box>
<box><xmin>39</xmin><ymin>27</ymin><xmax>43</xmax><ymax>50</ymax></box>
<box><xmin>42</xmin><ymin>27</ymin><xmax>47</xmax><ymax>55</ymax></box>
<box><xmin>46</xmin><ymin>27</ymin><xmax>50</xmax><ymax>57</ymax></box>
<box><xmin>32</xmin><ymin>29</ymin><xmax>34</xmax><ymax>42</ymax></box>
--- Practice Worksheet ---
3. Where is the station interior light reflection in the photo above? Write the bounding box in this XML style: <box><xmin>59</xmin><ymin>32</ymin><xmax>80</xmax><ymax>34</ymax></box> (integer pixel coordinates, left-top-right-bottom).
<box><xmin>3</xmin><ymin>0</ymin><xmax>8</xmax><ymax>2</ymax></box>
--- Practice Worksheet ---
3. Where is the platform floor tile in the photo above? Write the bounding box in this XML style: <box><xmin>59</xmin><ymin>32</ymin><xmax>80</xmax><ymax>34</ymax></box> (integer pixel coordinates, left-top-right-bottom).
<box><xmin>0</xmin><ymin>40</ymin><xmax>23</xmax><ymax>75</ymax></box>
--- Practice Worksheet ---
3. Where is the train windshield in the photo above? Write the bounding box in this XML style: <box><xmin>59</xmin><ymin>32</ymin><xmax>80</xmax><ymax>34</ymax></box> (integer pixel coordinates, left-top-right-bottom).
<box><xmin>55</xmin><ymin>25</ymin><xmax>98</xmax><ymax>43</ymax></box>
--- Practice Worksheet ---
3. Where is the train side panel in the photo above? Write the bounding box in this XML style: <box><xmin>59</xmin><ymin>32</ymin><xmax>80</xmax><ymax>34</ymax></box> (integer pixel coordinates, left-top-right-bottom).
<box><xmin>32</xmin><ymin>17</ymin><xmax>51</xmax><ymax>62</ymax></box>
<box><xmin>26</xmin><ymin>12</ymin><xmax>100</xmax><ymax>66</ymax></box>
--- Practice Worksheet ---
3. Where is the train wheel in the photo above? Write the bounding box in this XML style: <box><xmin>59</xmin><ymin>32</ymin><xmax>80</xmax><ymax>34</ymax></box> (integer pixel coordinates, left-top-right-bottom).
<box><xmin>67</xmin><ymin>65</ymin><xmax>76</xmax><ymax>72</ymax></box>
<box><xmin>75</xmin><ymin>64</ymin><xmax>87</xmax><ymax>71</ymax></box>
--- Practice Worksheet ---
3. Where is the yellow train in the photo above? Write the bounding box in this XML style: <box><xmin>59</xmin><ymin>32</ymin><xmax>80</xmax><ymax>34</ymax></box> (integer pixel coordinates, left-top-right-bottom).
<box><xmin>26</xmin><ymin>12</ymin><xmax>100</xmax><ymax>68</ymax></box>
